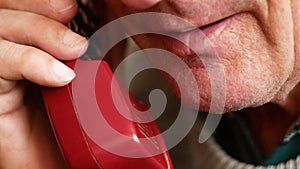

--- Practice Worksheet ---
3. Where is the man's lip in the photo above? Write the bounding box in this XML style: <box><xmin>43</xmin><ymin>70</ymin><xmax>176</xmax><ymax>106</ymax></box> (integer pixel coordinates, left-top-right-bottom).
<box><xmin>142</xmin><ymin>14</ymin><xmax>237</xmax><ymax>59</ymax></box>
<box><xmin>170</xmin><ymin>15</ymin><xmax>234</xmax><ymax>34</ymax></box>
<box><xmin>150</xmin><ymin>13</ymin><xmax>235</xmax><ymax>34</ymax></box>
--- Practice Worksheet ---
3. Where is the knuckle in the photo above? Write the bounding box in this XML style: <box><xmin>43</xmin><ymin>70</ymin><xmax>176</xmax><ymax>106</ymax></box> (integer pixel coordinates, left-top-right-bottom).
<box><xmin>0</xmin><ymin>78</ymin><xmax>16</xmax><ymax>94</ymax></box>
<box><xmin>0</xmin><ymin>41</ymin><xmax>16</xmax><ymax>63</ymax></box>
<box><xmin>0</xmin><ymin>41</ymin><xmax>41</xmax><ymax>79</ymax></box>
<box><xmin>21</xmin><ymin>46</ymin><xmax>39</xmax><ymax>65</ymax></box>
<box><xmin>0</xmin><ymin>85</ymin><xmax>25</xmax><ymax>115</ymax></box>
<box><xmin>20</xmin><ymin>47</ymin><xmax>54</xmax><ymax>85</ymax></box>
<box><xmin>19</xmin><ymin>46</ymin><xmax>44</xmax><ymax>76</ymax></box>
<box><xmin>33</xmin><ymin>14</ymin><xmax>68</xmax><ymax>38</ymax></box>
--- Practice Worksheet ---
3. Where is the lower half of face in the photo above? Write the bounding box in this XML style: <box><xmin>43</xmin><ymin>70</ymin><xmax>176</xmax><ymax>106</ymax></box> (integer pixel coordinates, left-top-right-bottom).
<box><xmin>105</xmin><ymin>0</ymin><xmax>300</xmax><ymax>113</ymax></box>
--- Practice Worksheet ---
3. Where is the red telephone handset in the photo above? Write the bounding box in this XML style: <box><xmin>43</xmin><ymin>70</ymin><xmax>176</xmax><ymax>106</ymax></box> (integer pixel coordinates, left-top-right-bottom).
<box><xmin>42</xmin><ymin>60</ymin><xmax>173</xmax><ymax>169</ymax></box>
<box><xmin>42</xmin><ymin>1</ymin><xmax>173</xmax><ymax>168</ymax></box>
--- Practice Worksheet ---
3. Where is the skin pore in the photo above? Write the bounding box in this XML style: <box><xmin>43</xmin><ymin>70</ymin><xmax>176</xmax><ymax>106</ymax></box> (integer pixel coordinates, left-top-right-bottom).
<box><xmin>105</xmin><ymin>0</ymin><xmax>300</xmax><ymax>157</ymax></box>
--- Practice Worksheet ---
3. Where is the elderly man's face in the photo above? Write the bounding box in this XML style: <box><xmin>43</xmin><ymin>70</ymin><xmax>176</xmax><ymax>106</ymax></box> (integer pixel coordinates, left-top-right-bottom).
<box><xmin>105</xmin><ymin>0</ymin><xmax>300</xmax><ymax>112</ymax></box>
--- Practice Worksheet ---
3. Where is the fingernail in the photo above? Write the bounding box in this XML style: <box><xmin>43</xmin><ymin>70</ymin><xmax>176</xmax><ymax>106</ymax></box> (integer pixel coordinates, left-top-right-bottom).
<box><xmin>49</xmin><ymin>0</ymin><xmax>76</xmax><ymax>13</ymax></box>
<box><xmin>63</xmin><ymin>30</ymin><xmax>87</xmax><ymax>48</ymax></box>
<box><xmin>78</xmin><ymin>40</ymin><xmax>89</xmax><ymax>57</ymax></box>
<box><xmin>52</xmin><ymin>60</ymin><xmax>75</xmax><ymax>83</ymax></box>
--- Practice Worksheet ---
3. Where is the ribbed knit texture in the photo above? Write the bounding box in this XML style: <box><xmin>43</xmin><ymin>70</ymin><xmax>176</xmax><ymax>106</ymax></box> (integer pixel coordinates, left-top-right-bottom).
<box><xmin>195</xmin><ymin>139</ymin><xmax>300</xmax><ymax>169</ymax></box>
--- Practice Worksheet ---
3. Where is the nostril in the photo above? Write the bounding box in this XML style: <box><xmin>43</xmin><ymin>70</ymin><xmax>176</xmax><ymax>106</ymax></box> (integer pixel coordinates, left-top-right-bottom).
<box><xmin>121</xmin><ymin>0</ymin><xmax>161</xmax><ymax>9</ymax></box>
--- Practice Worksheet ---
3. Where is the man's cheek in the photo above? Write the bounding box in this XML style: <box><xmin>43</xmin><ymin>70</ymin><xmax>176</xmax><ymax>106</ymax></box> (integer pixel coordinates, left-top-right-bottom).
<box><xmin>275</xmin><ymin>1</ymin><xmax>300</xmax><ymax>108</ymax></box>
<box><xmin>171</xmin><ymin>13</ymin><xmax>292</xmax><ymax>112</ymax></box>
<box><xmin>209</xmin><ymin>13</ymin><xmax>288</xmax><ymax>111</ymax></box>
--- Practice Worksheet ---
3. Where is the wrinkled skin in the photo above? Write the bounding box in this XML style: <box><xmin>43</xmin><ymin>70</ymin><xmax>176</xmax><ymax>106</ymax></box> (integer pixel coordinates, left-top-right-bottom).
<box><xmin>105</xmin><ymin>0</ymin><xmax>300</xmax><ymax>156</ymax></box>
<box><xmin>106</xmin><ymin>0</ymin><xmax>300</xmax><ymax>113</ymax></box>
<box><xmin>0</xmin><ymin>0</ymin><xmax>299</xmax><ymax>168</ymax></box>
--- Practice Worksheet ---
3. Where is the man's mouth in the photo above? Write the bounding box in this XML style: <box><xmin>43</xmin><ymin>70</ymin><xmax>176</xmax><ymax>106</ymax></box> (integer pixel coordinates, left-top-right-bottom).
<box><xmin>147</xmin><ymin>14</ymin><xmax>235</xmax><ymax>59</ymax></box>
<box><xmin>156</xmin><ymin>12</ymin><xmax>235</xmax><ymax>34</ymax></box>
<box><xmin>198</xmin><ymin>15</ymin><xmax>233</xmax><ymax>36</ymax></box>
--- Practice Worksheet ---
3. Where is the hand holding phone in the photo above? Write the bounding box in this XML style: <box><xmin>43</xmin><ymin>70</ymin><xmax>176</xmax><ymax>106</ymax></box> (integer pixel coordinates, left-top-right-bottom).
<box><xmin>42</xmin><ymin>1</ymin><xmax>174</xmax><ymax>168</ymax></box>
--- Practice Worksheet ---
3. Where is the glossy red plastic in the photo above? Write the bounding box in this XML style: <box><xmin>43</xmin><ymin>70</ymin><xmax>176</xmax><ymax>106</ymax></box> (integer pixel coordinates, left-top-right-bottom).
<box><xmin>42</xmin><ymin>60</ymin><xmax>173</xmax><ymax>169</ymax></box>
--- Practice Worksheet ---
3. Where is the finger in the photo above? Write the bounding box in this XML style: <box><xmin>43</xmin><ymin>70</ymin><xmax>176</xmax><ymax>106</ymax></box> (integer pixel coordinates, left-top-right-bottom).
<box><xmin>0</xmin><ymin>0</ymin><xmax>77</xmax><ymax>23</ymax></box>
<box><xmin>0</xmin><ymin>40</ymin><xmax>75</xmax><ymax>87</ymax></box>
<box><xmin>121</xmin><ymin>0</ymin><xmax>161</xmax><ymax>9</ymax></box>
<box><xmin>0</xmin><ymin>9</ymin><xmax>88</xmax><ymax>60</ymax></box>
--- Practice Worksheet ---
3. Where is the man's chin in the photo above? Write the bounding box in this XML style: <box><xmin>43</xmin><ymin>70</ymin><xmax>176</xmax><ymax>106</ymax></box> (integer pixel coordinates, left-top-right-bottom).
<box><xmin>162</xmin><ymin>71</ymin><xmax>277</xmax><ymax>114</ymax></box>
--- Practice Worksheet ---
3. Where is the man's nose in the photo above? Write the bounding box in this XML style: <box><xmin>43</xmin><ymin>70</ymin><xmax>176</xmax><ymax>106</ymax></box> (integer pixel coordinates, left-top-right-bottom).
<box><xmin>121</xmin><ymin>0</ymin><xmax>161</xmax><ymax>9</ymax></box>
